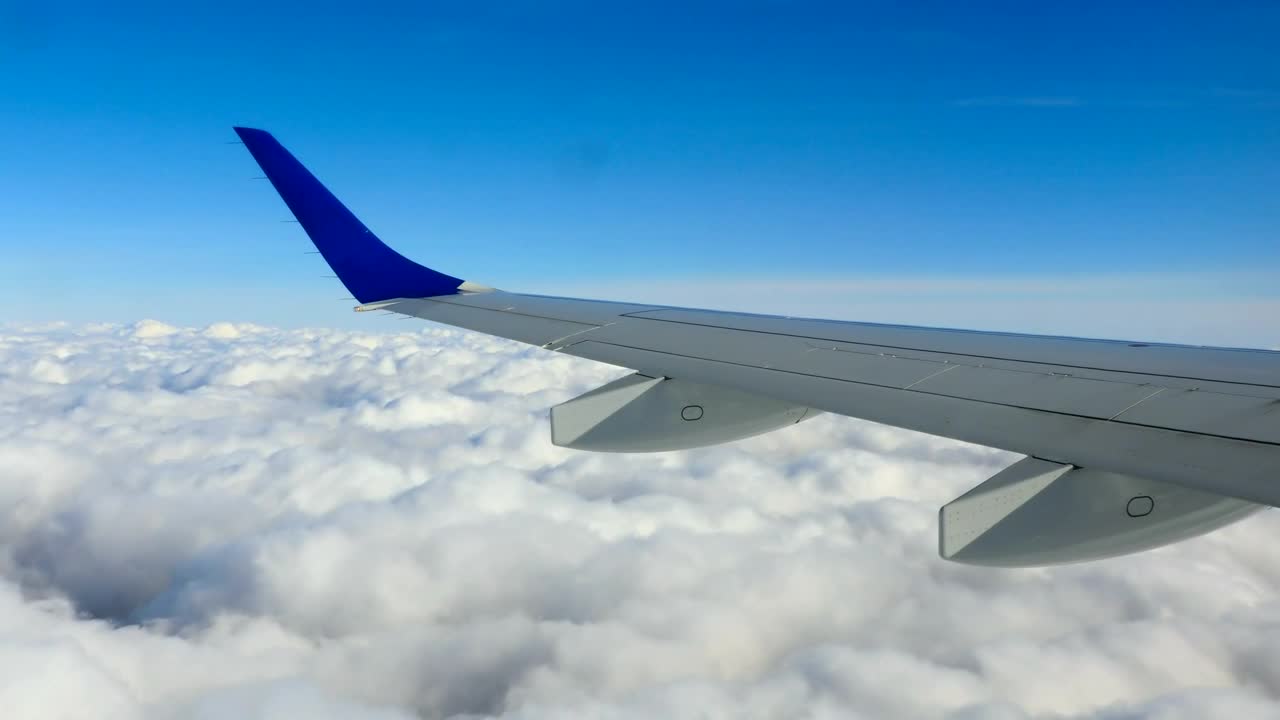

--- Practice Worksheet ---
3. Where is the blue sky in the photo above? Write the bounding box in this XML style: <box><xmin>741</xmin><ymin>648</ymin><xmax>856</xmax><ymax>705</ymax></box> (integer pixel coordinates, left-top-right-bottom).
<box><xmin>2</xmin><ymin>1</ymin><xmax>1277</xmax><ymax>340</ymax></box>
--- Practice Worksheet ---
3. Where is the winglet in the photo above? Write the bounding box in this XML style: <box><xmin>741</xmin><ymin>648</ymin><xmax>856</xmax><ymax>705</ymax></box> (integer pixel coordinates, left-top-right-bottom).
<box><xmin>234</xmin><ymin>127</ymin><xmax>464</xmax><ymax>304</ymax></box>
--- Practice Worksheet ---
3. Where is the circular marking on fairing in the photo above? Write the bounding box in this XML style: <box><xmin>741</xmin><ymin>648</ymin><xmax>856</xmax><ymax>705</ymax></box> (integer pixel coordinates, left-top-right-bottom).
<box><xmin>681</xmin><ymin>405</ymin><xmax>704</xmax><ymax>421</ymax></box>
<box><xmin>1126</xmin><ymin>496</ymin><xmax>1154</xmax><ymax>517</ymax></box>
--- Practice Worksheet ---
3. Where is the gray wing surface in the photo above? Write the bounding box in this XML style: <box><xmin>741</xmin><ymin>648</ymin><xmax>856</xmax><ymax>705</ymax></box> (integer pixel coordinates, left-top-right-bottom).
<box><xmin>237</xmin><ymin>126</ymin><xmax>1278</xmax><ymax>565</ymax></box>
<box><xmin>378</xmin><ymin>291</ymin><xmax>1280</xmax><ymax>509</ymax></box>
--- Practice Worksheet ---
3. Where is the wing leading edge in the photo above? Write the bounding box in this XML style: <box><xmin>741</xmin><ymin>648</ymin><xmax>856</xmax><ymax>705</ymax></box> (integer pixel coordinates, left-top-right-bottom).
<box><xmin>236</xmin><ymin>128</ymin><xmax>1280</xmax><ymax>565</ymax></box>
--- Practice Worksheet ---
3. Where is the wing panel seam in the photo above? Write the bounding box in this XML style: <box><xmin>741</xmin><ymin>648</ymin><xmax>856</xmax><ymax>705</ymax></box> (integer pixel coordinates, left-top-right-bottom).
<box><xmin>576</xmin><ymin>339</ymin><xmax>1280</xmax><ymax>448</ymax></box>
<box><xmin>902</xmin><ymin>363</ymin><xmax>959</xmax><ymax>390</ymax></box>
<box><xmin>1107</xmin><ymin>387</ymin><xmax>1168</xmax><ymax>421</ymax></box>
<box><xmin>409</xmin><ymin>297</ymin><xmax>601</xmax><ymax>329</ymax></box>
<box><xmin>619</xmin><ymin>314</ymin><xmax>1280</xmax><ymax>393</ymax></box>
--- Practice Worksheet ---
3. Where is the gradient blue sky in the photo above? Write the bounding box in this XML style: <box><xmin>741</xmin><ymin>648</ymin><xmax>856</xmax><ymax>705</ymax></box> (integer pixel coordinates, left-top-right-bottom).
<box><xmin>2</xmin><ymin>2</ymin><xmax>1277</xmax><ymax>339</ymax></box>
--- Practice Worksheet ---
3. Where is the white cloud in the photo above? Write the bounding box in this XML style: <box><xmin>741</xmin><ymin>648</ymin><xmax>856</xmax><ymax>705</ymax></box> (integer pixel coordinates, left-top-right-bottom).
<box><xmin>0</xmin><ymin>321</ymin><xmax>1278</xmax><ymax>719</ymax></box>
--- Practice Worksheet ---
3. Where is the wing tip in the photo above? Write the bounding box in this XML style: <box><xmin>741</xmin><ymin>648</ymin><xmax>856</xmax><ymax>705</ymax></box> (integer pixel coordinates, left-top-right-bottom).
<box><xmin>233</xmin><ymin>126</ymin><xmax>470</xmax><ymax>304</ymax></box>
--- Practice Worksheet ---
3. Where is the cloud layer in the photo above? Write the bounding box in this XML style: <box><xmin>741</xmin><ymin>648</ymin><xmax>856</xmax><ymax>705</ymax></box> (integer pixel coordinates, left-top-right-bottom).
<box><xmin>1</xmin><ymin>321</ymin><xmax>1278</xmax><ymax>719</ymax></box>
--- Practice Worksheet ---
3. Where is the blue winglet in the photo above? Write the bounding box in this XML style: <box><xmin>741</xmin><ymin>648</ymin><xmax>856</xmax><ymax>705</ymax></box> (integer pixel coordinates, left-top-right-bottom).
<box><xmin>234</xmin><ymin>127</ymin><xmax>464</xmax><ymax>304</ymax></box>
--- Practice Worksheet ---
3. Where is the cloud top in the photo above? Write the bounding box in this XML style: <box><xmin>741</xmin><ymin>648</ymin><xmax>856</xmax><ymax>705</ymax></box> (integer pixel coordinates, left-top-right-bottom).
<box><xmin>0</xmin><ymin>322</ymin><xmax>1277</xmax><ymax>719</ymax></box>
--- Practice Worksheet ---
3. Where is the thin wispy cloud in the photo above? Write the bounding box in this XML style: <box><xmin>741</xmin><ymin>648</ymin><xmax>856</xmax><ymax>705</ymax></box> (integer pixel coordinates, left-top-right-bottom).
<box><xmin>952</xmin><ymin>95</ymin><xmax>1083</xmax><ymax>108</ymax></box>
<box><xmin>1208</xmin><ymin>86</ymin><xmax>1280</xmax><ymax>107</ymax></box>
<box><xmin>1210</xmin><ymin>87</ymin><xmax>1280</xmax><ymax>99</ymax></box>
<box><xmin>953</xmin><ymin>88</ymin><xmax>1280</xmax><ymax>110</ymax></box>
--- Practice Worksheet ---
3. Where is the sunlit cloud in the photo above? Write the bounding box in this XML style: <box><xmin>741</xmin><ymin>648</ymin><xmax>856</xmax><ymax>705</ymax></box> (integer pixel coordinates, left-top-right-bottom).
<box><xmin>0</xmin><ymin>322</ymin><xmax>1277</xmax><ymax>718</ymax></box>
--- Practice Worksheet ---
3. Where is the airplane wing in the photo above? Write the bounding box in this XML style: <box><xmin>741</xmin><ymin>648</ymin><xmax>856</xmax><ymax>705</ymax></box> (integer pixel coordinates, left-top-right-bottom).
<box><xmin>235</xmin><ymin>127</ymin><xmax>1280</xmax><ymax>566</ymax></box>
